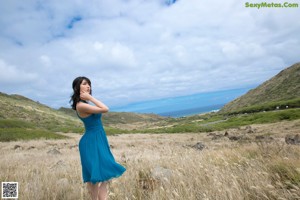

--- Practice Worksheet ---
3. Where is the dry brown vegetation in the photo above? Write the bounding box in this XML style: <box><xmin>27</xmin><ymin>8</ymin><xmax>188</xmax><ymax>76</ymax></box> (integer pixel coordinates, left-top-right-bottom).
<box><xmin>1</xmin><ymin>120</ymin><xmax>300</xmax><ymax>200</ymax></box>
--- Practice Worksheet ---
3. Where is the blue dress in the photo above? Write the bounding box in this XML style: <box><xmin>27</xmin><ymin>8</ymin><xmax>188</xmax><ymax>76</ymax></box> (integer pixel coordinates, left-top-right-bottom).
<box><xmin>77</xmin><ymin>111</ymin><xmax>126</xmax><ymax>185</ymax></box>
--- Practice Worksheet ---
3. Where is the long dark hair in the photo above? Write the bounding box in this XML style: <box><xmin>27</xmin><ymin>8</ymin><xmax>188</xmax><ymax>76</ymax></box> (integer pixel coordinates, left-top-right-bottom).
<box><xmin>70</xmin><ymin>76</ymin><xmax>92</xmax><ymax>110</ymax></box>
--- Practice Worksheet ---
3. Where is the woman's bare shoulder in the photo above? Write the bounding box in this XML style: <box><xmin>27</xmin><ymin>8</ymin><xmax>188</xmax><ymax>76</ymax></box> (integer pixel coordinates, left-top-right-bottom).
<box><xmin>76</xmin><ymin>101</ymin><xmax>88</xmax><ymax>110</ymax></box>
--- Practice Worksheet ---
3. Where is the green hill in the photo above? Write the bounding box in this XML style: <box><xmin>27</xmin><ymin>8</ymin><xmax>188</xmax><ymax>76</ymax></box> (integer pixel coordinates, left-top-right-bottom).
<box><xmin>0</xmin><ymin>92</ymin><xmax>82</xmax><ymax>132</ymax></box>
<box><xmin>221</xmin><ymin>62</ymin><xmax>300</xmax><ymax>113</ymax></box>
<box><xmin>0</xmin><ymin>92</ymin><xmax>166</xmax><ymax>141</ymax></box>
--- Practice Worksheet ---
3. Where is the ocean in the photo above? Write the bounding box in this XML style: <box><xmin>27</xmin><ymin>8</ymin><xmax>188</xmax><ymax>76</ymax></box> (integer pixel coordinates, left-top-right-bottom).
<box><xmin>158</xmin><ymin>104</ymin><xmax>224</xmax><ymax>117</ymax></box>
<box><xmin>111</xmin><ymin>87</ymin><xmax>253</xmax><ymax>118</ymax></box>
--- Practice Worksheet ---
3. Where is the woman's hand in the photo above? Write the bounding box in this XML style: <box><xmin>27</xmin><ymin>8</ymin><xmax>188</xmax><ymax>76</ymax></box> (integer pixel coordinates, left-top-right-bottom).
<box><xmin>80</xmin><ymin>91</ymin><xmax>92</xmax><ymax>101</ymax></box>
<box><xmin>77</xmin><ymin>92</ymin><xmax>109</xmax><ymax>114</ymax></box>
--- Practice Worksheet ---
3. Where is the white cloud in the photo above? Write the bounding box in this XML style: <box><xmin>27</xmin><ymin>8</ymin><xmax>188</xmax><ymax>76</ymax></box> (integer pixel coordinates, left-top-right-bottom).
<box><xmin>40</xmin><ymin>55</ymin><xmax>52</xmax><ymax>66</ymax></box>
<box><xmin>0</xmin><ymin>59</ymin><xmax>37</xmax><ymax>84</ymax></box>
<box><xmin>0</xmin><ymin>0</ymin><xmax>299</xmax><ymax>108</ymax></box>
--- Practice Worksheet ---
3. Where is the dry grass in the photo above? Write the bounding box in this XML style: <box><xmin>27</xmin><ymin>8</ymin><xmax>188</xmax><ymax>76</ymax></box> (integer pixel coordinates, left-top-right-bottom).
<box><xmin>1</xmin><ymin>120</ymin><xmax>300</xmax><ymax>200</ymax></box>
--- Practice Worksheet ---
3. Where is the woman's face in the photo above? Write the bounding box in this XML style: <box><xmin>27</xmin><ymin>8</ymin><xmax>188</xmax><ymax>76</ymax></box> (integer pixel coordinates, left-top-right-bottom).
<box><xmin>80</xmin><ymin>79</ymin><xmax>91</xmax><ymax>93</ymax></box>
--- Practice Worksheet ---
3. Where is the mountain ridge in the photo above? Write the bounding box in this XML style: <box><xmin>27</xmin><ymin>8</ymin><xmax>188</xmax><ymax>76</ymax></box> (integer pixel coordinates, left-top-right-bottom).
<box><xmin>221</xmin><ymin>62</ymin><xmax>300</xmax><ymax>112</ymax></box>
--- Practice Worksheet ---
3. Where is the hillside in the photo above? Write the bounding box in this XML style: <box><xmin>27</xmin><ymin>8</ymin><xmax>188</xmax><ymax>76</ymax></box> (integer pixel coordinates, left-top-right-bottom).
<box><xmin>1</xmin><ymin>90</ymin><xmax>300</xmax><ymax>141</ymax></box>
<box><xmin>221</xmin><ymin>62</ymin><xmax>300</xmax><ymax>113</ymax></box>
<box><xmin>0</xmin><ymin>92</ymin><xmax>83</xmax><ymax>133</ymax></box>
<box><xmin>58</xmin><ymin>107</ymin><xmax>165</xmax><ymax>126</ymax></box>
<box><xmin>0</xmin><ymin>92</ymin><xmax>165</xmax><ymax>136</ymax></box>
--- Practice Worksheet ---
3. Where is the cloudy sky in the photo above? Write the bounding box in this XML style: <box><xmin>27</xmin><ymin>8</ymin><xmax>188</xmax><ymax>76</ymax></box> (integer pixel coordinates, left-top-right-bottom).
<box><xmin>0</xmin><ymin>0</ymin><xmax>299</xmax><ymax>110</ymax></box>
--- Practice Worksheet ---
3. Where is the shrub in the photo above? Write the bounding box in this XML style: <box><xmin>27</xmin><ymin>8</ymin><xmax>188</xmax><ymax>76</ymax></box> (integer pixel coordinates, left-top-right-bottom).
<box><xmin>0</xmin><ymin>119</ymin><xmax>34</xmax><ymax>128</ymax></box>
<box><xmin>0</xmin><ymin>128</ymin><xmax>68</xmax><ymax>142</ymax></box>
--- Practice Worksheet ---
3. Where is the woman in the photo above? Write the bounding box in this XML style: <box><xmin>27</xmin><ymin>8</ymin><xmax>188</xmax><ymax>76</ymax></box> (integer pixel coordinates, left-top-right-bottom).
<box><xmin>70</xmin><ymin>76</ymin><xmax>126</xmax><ymax>200</ymax></box>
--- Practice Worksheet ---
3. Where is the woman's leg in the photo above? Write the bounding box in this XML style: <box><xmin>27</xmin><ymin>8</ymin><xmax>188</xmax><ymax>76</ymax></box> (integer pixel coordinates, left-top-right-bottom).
<box><xmin>98</xmin><ymin>181</ymin><xmax>108</xmax><ymax>200</ymax></box>
<box><xmin>87</xmin><ymin>182</ymin><xmax>101</xmax><ymax>200</ymax></box>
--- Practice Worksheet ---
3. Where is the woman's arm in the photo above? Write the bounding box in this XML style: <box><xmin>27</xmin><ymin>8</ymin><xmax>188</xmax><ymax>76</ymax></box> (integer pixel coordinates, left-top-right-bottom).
<box><xmin>76</xmin><ymin>91</ymin><xmax>109</xmax><ymax>115</ymax></box>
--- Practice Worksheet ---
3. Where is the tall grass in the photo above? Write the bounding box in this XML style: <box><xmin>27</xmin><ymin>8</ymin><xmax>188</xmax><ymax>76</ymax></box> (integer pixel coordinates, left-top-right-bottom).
<box><xmin>1</xmin><ymin>131</ymin><xmax>299</xmax><ymax>199</ymax></box>
<box><xmin>110</xmin><ymin>139</ymin><xmax>300</xmax><ymax>200</ymax></box>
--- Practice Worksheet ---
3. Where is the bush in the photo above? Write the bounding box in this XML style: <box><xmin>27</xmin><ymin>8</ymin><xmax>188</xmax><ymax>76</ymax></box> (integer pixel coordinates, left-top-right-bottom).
<box><xmin>227</xmin><ymin>98</ymin><xmax>300</xmax><ymax>115</ymax></box>
<box><xmin>0</xmin><ymin>128</ymin><xmax>68</xmax><ymax>142</ymax></box>
<box><xmin>0</xmin><ymin>119</ymin><xmax>34</xmax><ymax>128</ymax></box>
<box><xmin>104</xmin><ymin>127</ymin><xmax>129</xmax><ymax>135</ymax></box>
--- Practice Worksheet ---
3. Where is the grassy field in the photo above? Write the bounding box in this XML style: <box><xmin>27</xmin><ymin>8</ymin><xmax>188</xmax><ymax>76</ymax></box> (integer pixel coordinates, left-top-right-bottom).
<box><xmin>1</xmin><ymin>108</ymin><xmax>300</xmax><ymax>141</ymax></box>
<box><xmin>1</xmin><ymin>91</ymin><xmax>300</xmax><ymax>141</ymax></box>
<box><xmin>0</xmin><ymin>120</ymin><xmax>299</xmax><ymax>199</ymax></box>
<box><xmin>0</xmin><ymin>119</ymin><xmax>71</xmax><ymax>141</ymax></box>
<box><xmin>132</xmin><ymin>108</ymin><xmax>300</xmax><ymax>134</ymax></box>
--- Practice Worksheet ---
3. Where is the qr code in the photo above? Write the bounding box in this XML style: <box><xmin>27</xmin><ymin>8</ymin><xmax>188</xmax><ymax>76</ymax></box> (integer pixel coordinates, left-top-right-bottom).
<box><xmin>1</xmin><ymin>182</ymin><xmax>18</xmax><ymax>199</ymax></box>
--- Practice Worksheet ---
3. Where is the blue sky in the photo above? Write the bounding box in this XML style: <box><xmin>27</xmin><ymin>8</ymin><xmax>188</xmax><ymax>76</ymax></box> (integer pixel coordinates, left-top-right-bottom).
<box><xmin>0</xmin><ymin>0</ymin><xmax>299</xmax><ymax>111</ymax></box>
